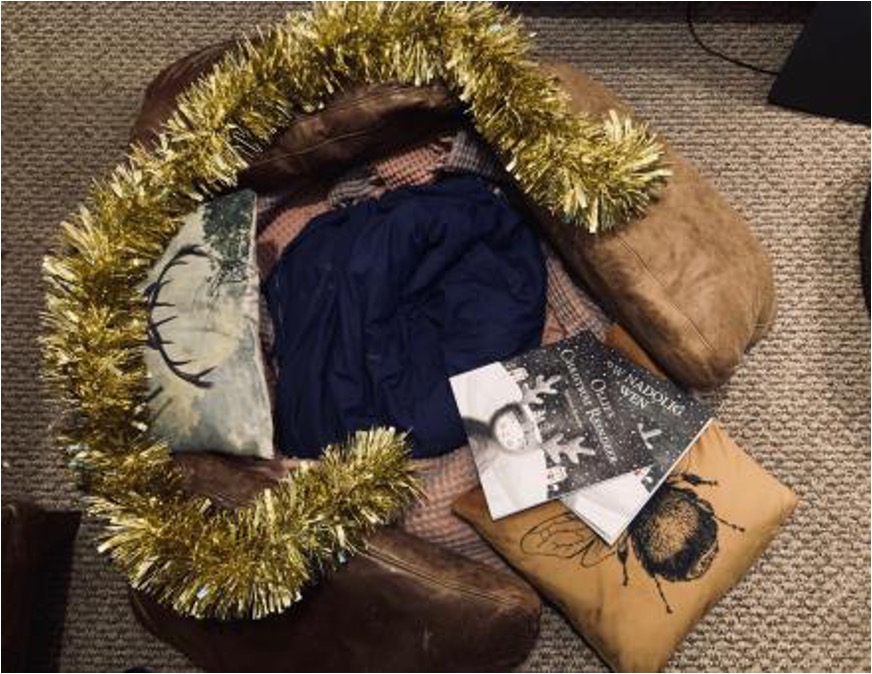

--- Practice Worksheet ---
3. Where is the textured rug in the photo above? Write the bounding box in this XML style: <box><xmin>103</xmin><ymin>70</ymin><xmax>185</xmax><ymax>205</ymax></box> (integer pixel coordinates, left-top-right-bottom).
<box><xmin>2</xmin><ymin>3</ymin><xmax>869</xmax><ymax>672</ymax></box>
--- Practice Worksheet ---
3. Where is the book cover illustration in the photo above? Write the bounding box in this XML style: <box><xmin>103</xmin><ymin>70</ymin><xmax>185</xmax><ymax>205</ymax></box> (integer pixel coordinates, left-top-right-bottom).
<box><xmin>452</xmin><ymin>331</ymin><xmax>712</xmax><ymax>519</ymax></box>
<box><xmin>562</xmin><ymin>417</ymin><xmax>712</xmax><ymax>545</ymax></box>
<box><xmin>560</xmin><ymin>333</ymin><xmax>713</xmax><ymax>543</ymax></box>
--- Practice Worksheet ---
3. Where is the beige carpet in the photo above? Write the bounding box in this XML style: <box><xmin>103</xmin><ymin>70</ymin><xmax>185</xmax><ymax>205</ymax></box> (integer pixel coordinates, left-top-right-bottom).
<box><xmin>2</xmin><ymin>3</ymin><xmax>869</xmax><ymax>671</ymax></box>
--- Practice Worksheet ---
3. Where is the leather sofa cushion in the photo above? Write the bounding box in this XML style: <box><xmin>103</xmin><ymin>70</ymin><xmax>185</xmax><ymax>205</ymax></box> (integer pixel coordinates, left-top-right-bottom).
<box><xmin>532</xmin><ymin>64</ymin><xmax>777</xmax><ymax>389</ymax></box>
<box><xmin>452</xmin><ymin>326</ymin><xmax>796</xmax><ymax>672</ymax></box>
<box><xmin>130</xmin><ymin>40</ymin><xmax>461</xmax><ymax>192</ymax></box>
<box><xmin>130</xmin><ymin>527</ymin><xmax>540</xmax><ymax>672</ymax></box>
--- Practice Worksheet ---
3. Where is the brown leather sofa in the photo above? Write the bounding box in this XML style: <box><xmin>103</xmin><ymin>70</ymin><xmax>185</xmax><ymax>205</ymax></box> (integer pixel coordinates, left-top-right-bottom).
<box><xmin>126</xmin><ymin>35</ymin><xmax>777</xmax><ymax>672</ymax></box>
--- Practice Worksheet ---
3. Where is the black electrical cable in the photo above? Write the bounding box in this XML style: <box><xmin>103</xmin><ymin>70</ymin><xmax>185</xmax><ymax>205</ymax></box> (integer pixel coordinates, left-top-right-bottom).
<box><xmin>686</xmin><ymin>3</ymin><xmax>781</xmax><ymax>76</ymax></box>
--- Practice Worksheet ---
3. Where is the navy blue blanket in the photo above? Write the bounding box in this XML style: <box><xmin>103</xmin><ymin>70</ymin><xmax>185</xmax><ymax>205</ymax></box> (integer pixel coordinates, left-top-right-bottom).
<box><xmin>266</xmin><ymin>176</ymin><xmax>546</xmax><ymax>458</ymax></box>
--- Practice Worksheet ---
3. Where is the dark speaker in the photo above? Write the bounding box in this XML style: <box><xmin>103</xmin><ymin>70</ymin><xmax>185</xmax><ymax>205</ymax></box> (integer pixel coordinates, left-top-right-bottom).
<box><xmin>769</xmin><ymin>3</ymin><xmax>870</xmax><ymax>126</ymax></box>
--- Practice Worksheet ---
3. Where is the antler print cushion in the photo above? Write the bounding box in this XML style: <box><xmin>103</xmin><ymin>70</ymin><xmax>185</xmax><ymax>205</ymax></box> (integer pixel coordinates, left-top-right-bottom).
<box><xmin>142</xmin><ymin>189</ymin><xmax>274</xmax><ymax>458</ymax></box>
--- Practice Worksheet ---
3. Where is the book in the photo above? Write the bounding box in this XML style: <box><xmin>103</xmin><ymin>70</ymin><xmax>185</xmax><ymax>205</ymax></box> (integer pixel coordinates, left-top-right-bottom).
<box><xmin>450</xmin><ymin>331</ymin><xmax>712</xmax><ymax>527</ymax></box>
<box><xmin>561</xmin><ymin>420</ymin><xmax>712</xmax><ymax>545</ymax></box>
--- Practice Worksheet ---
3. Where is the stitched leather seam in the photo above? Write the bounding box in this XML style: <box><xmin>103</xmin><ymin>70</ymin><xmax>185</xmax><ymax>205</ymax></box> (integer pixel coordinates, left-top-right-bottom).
<box><xmin>363</xmin><ymin>547</ymin><xmax>525</xmax><ymax>608</ymax></box>
<box><xmin>752</xmin><ymin>261</ymin><xmax>763</xmax><ymax>328</ymax></box>
<box><xmin>751</xmin><ymin>265</ymin><xmax>776</xmax><ymax>334</ymax></box>
<box><xmin>614</xmin><ymin>230</ymin><xmax>717</xmax><ymax>356</ymax></box>
<box><xmin>244</xmin><ymin>109</ymin><xmax>455</xmax><ymax>167</ymax></box>
<box><xmin>244</xmin><ymin>121</ymin><xmax>395</xmax><ymax>167</ymax></box>
<box><xmin>243</xmin><ymin>87</ymin><xmax>449</xmax><ymax>168</ymax></box>
<box><xmin>244</xmin><ymin>113</ymin><xmax>456</xmax><ymax>171</ymax></box>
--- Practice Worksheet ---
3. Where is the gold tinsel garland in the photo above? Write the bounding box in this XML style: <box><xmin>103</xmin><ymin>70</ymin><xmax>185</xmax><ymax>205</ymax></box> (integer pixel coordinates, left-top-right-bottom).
<box><xmin>41</xmin><ymin>2</ymin><xmax>668</xmax><ymax>620</ymax></box>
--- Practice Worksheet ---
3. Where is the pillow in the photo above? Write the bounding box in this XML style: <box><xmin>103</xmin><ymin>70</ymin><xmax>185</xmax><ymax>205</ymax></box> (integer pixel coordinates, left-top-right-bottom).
<box><xmin>129</xmin><ymin>527</ymin><xmax>541</xmax><ymax>672</ymax></box>
<box><xmin>142</xmin><ymin>189</ymin><xmax>274</xmax><ymax>458</ymax></box>
<box><xmin>130</xmin><ymin>40</ymin><xmax>461</xmax><ymax>192</ymax></box>
<box><xmin>452</xmin><ymin>326</ymin><xmax>797</xmax><ymax>672</ymax></box>
<box><xmin>531</xmin><ymin>63</ymin><xmax>776</xmax><ymax>390</ymax></box>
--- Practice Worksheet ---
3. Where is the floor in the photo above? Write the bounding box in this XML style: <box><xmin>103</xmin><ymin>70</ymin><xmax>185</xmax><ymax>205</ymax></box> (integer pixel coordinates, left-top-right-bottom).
<box><xmin>1</xmin><ymin>3</ymin><xmax>869</xmax><ymax>671</ymax></box>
